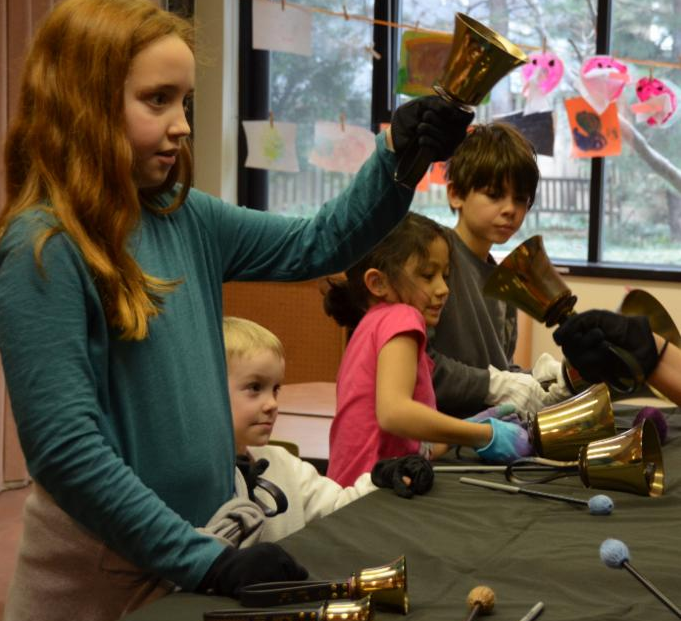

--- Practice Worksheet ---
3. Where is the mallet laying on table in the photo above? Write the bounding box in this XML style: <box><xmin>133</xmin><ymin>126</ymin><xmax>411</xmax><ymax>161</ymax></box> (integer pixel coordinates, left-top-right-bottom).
<box><xmin>600</xmin><ymin>539</ymin><xmax>681</xmax><ymax>618</ymax></box>
<box><xmin>460</xmin><ymin>477</ymin><xmax>614</xmax><ymax>515</ymax></box>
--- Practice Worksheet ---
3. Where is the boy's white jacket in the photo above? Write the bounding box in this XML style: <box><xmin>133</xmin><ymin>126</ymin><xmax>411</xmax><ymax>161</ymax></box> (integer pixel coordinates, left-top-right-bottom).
<box><xmin>200</xmin><ymin>445</ymin><xmax>377</xmax><ymax>546</ymax></box>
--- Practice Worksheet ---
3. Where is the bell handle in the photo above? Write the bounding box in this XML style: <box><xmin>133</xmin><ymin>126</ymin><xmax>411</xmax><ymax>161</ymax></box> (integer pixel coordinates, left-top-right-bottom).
<box><xmin>394</xmin><ymin>97</ymin><xmax>475</xmax><ymax>189</ymax></box>
<box><xmin>394</xmin><ymin>141</ymin><xmax>435</xmax><ymax>189</ymax></box>
<box><xmin>601</xmin><ymin>343</ymin><xmax>645</xmax><ymax>394</ymax></box>
<box><xmin>505</xmin><ymin>456</ymin><xmax>579</xmax><ymax>485</ymax></box>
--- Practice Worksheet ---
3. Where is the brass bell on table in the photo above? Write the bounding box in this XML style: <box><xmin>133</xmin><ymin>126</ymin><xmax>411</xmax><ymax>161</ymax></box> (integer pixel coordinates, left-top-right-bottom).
<box><xmin>508</xmin><ymin>418</ymin><xmax>665</xmax><ymax>497</ymax></box>
<box><xmin>352</xmin><ymin>555</ymin><xmax>408</xmax><ymax>614</ymax></box>
<box><xmin>204</xmin><ymin>595</ymin><xmax>374</xmax><ymax>621</ymax></box>
<box><xmin>530</xmin><ymin>383</ymin><xmax>616</xmax><ymax>461</ymax></box>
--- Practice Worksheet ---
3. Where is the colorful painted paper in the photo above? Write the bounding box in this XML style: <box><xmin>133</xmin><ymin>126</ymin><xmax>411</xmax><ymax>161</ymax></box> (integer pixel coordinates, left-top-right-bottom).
<box><xmin>396</xmin><ymin>31</ymin><xmax>453</xmax><ymax>97</ymax></box>
<box><xmin>253</xmin><ymin>0</ymin><xmax>312</xmax><ymax>57</ymax></box>
<box><xmin>578</xmin><ymin>55</ymin><xmax>630</xmax><ymax>115</ymax></box>
<box><xmin>429</xmin><ymin>161</ymin><xmax>448</xmax><ymax>186</ymax></box>
<box><xmin>494</xmin><ymin>110</ymin><xmax>555</xmax><ymax>157</ymax></box>
<box><xmin>564</xmin><ymin>97</ymin><xmax>621</xmax><ymax>158</ymax></box>
<box><xmin>309</xmin><ymin>121</ymin><xmax>376</xmax><ymax>174</ymax></box>
<box><xmin>631</xmin><ymin>77</ymin><xmax>678</xmax><ymax>127</ymax></box>
<box><xmin>242</xmin><ymin>120</ymin><xmax>300</xmax><ymax>172</ymax></box>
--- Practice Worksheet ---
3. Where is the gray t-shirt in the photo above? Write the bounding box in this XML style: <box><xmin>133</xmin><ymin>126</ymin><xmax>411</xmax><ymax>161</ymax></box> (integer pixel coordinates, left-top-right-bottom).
<box><xmin>428</xmin><ymin>230</ymin><xmax>518</xmax><ymax>417</ymax></box>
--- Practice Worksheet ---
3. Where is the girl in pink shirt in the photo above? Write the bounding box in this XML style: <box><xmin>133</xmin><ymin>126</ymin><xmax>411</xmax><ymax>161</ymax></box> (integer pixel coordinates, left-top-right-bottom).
<box><xmin>325</xmin><ymin>213</ymin><xmax>532</xmax><ymax>486</ymax></box>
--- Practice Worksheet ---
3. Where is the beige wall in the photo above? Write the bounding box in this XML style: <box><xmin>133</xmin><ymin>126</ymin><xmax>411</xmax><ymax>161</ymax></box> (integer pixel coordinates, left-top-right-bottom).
<box><xmin>530</xmin><ymin>276</ymin><xmax>681</xmax><ymax>363</ymax></box>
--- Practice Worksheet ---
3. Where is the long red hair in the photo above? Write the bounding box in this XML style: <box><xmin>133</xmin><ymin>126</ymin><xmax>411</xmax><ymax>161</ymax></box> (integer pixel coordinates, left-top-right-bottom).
<box><xmin>1</xmin><ymin>0</ymin><xmax>194</xmax><ymax>340</ymax></box>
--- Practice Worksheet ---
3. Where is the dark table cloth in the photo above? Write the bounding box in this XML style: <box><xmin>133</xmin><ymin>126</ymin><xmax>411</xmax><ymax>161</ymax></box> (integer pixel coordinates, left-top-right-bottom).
<box><xmin>125</xmin><ymin>406</ymin><xmax>681</xmax><ymax>621</ymax></box>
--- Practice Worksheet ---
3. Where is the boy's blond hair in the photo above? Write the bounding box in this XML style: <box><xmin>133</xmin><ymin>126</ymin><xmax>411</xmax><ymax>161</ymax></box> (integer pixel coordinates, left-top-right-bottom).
<box><xmin>222</xmin><ymin>317</ymin><xmax>285</xmax><ymax>363</ymax></box>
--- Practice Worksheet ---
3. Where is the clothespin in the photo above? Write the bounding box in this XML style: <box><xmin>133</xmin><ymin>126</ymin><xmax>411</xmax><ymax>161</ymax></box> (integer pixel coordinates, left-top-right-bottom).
<box><xmin>342</xmin><ymin>4</ymin><xmax>349</xmax><ymax>20</ymax></box>
<box><xmin>339</xmin><ymin>112</ymin><xmax>346</xmax><ymax>132</ymax></box>
<box><xmin>280</xmin><ymin>0</ymin><xmax>285</xmax><ymax>10</ymax></box>
<box><xmin>269</xmin><ymin>111</ymin><xmax>274</xmax><ymax>128</ymax></box>
<box><xmin>364</xmin><ymin>44</ymin><xmax>382</xmax><ymax>60</ymax></box>
<box><xmin>414</xmin><ymin>20</ymin><xmax>420</xmax><ymax>32</ymax></box>
<box><xmin>649</xmin><ymin>66</ymin><xmax>654</xmax><ymax>80</ymax></box>
<box><xmin>541</xmin><ymin>36</ymin><xmax>547</xmax><ymax>54</ymax></box>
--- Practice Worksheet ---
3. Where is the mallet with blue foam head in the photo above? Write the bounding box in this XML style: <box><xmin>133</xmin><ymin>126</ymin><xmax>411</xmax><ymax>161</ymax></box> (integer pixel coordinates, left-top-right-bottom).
<box><xmin>600</xmin><ymin>538</ymin><xmax>681</xmax><ymax>618</ymax></box>
<box><xmin>460</xmin><ymin>477</ymin><xmax>614</xmax><ymax>515</ymax></box>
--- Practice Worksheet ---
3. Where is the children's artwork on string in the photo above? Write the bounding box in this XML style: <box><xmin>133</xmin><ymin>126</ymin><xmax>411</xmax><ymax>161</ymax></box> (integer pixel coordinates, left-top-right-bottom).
<box><xmin>564</xmin><ymin>97</ymin><xmax>622</xmax><ymax>158</ymax></box>
<box><xmin>521</xmin><ymin>51</ymin><xmax>564</xmax><ymax>114</ymax></box>
<box><xmin>429</xmin><ymin>161</ymin><xmax>448</xmax><ymax>186</ymax></box>
<box><xmin>631</xmin><ymin>77</ymin><xmax>679</xmax><ymax>127</ymax></box>
<box><xmin>242</xmin><ymin>120</ymin><xmax>300</xmax><ymax>172</ymax></box>
<box><xmin>309</xmin><ymin>121</ymin><xmax>376</xmax><ymax>174</ymax></box>
<box><xmin>396</xmin><ymin>31</ymin><xmax>453</xmax><ymax>97</ymax></box>
<box><xmin>494</xmin><ymin>110</ymin><xmax>555</xmax><ymax>157</ymax></box>
<box><xmin>578</xmin><ymin>55</ymin><xmax>631</xmax><ymax>115</ymax></box>
<box><xmin>252</xmin><ymin>0</ymin><xmax>311</xmax><ymax>57</ymax></box>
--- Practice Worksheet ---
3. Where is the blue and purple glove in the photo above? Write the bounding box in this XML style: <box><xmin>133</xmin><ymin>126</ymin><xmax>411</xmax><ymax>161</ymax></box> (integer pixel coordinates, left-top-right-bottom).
<box><xmin>475</xmin><ymin>418</ymin><xmax>534</xmax><ymax>464</ymax></box>
<box><xmin>465</xmin><ymin>403</ymin><xmax>522</xmax><ymax>425</ymax></box>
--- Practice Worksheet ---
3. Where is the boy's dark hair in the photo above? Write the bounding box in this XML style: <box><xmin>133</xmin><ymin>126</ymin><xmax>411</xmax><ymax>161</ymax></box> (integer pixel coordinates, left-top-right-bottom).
<box><xmin>324</xmin><ymin>212</ymin><xmax>450</xmax><ymax>330</ymax></box>
<box><xmin>445</xmin><ymin>122</ymin><xmax>539</xmax><ymax>209</ymax></box>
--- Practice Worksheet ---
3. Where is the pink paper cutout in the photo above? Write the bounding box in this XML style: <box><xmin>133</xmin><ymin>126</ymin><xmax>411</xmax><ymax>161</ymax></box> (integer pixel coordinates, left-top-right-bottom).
<box><xmin>579</xmin><ymin>55</ymin><xmax>631</xmax><ymax>115</ymax></box>
<box><xmin>632</xmin><ymin>77</ymin><xmax>678</xmax><ymax>126</ymax></box>
<box><xmin>522</xmin><ymin>52</ymin><xmax>564</xmax><ymax>95</ymax></box>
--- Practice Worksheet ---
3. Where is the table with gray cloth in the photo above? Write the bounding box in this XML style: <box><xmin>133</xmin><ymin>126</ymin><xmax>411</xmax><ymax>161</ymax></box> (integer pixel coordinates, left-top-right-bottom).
<box><xmin>125</xmin><ymin>406</ymin><xmax>681</xmax><ymax>621</ymax></box>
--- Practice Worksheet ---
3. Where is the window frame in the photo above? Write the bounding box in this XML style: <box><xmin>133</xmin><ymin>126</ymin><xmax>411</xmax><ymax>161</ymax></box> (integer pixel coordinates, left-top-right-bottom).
<box><xmin>236</xmin><ymin>0</ymin><xmax>681</xmax><ymax>281</ymax></box>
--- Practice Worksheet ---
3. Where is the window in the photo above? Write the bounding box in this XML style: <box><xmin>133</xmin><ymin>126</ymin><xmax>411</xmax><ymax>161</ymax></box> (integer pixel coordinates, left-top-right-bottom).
<box><xmin>239</xmin><ymin>0</ymin><xmax>681</xmax><ymax>278</ymax></box>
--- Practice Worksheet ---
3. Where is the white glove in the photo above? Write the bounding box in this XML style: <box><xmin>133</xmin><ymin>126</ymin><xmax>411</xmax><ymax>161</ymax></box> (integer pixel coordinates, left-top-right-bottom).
<box><xmin>486</xmin><ymin>365</ymin><xmax>551</xmax><ymax>419</ymax></box>
<box><xmin>531</xmin><ymin>353</ymin><xmax>573</xmax><ymax>404</ymax></box>
<box><xmin>532</xmin><ymin>352</ymin><xmax>562</xmax><ymax>383</ymax></box>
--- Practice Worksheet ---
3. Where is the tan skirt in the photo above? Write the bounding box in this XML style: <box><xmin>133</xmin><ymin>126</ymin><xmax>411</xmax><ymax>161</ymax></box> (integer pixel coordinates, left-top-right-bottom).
<box><xmin>4</xmin><ymin>484</ymin><xmax>173</xmax><ymax>621</ymax></box>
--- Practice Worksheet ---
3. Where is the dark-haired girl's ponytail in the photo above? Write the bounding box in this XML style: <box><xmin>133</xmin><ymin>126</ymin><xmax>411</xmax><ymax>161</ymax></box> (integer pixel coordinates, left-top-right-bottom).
<box><xmin>323</xmin><ymin>277</ymin><xmax>365</xmax><ymax>330</ymax></box>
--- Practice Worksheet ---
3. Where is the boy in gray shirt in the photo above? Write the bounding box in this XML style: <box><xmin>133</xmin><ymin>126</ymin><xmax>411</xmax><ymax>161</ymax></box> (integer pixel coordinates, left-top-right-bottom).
<box><xmin>428</xmin><ymin>123</ymin><xmax>572</xmax><ymax>418</ymax></box>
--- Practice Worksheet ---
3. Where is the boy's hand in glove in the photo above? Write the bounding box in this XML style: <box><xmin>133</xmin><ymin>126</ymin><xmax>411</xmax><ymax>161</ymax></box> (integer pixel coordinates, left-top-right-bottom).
<box><xmin>371</xmin><ymin>454</ymin><xmax>434</xmax><ymax>499</ymax></box>
<box><xmin>486</xmin><ymin>365</ymin><xmax>551</xmax><ymax>419</ymax></box>
<box><xmin>197</xmin><ymin>542</ymin><xmax>308</xmax><ymax>596</ymax></box>
<box><xmin>553</xmin><ymin>310</ymin><xmax>658</xmax><ymax>384</ymax></box>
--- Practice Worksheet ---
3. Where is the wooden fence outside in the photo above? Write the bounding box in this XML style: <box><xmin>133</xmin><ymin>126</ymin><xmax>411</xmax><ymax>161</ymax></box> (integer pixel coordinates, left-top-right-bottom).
<box><xmin>268</xmin><ymin>169</ymin><xmax>621</xmax><ymax>225</ymax></box>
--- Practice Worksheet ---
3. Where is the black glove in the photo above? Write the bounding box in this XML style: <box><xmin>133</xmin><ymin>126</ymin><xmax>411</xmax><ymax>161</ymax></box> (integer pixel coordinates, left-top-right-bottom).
<box><xmin>553</xmin><ymin>310</ymin><xmax>659</xmax><ymax>384</ymax></box>
<box><xmin>391</xmin><ymin>95</ymin><xmax>474</xmax><ymax>188</ymax></box>
<box><xmin>197</xmin><ymin>542</ymin><xmax>309</xmax><ymax>596</ymax></box>
<box><xmin>370</xmin><ymin>454</ymin><xmax>434</xmax><ymax>499</ymax></box>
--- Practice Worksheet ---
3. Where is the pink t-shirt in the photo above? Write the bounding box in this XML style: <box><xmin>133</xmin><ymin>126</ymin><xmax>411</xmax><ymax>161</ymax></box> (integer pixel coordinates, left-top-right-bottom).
<box><xmin>327</xmin><ymin>303</ymin><xmax>436</xmax><ymax>486</ymax></box>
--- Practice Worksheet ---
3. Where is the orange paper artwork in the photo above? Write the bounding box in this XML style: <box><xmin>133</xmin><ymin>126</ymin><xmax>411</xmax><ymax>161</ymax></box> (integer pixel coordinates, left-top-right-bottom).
<box><xmin>564</xmin><ymin>96</ymin><xmax>622</xmax><ymax>158</ymax></box>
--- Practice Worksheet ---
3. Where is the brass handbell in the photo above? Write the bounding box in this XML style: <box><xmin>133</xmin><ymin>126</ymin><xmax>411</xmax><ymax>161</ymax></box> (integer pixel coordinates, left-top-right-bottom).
<box><xmin>619</xmin><ymin>289</ymin><xmax>681</xmax><ymax>347</ymax></box>
<box><xmin>483</xmin><ymin>235</ymin><xmax>644</xmax><ymax>392</ymax></box>
<box><xmin>530</xmin><ymin>383</ymin><xmax>616</xmax><ymax>461</ymax></box>
<box><xmin>396</xmin><ymin>13</ymin><xmax>527</xmax><ymax>188</ymax></box>
<box><xmin>238</xmin><ymin>556</ymin><xmax>408</xmax><ymax>615</ymax></box>
<box><xmin>353</xmin><ymin>555</ymin><xmax>407</xmax><ymax>614</ymax></box>
<box><xmin>483</xmin><ymin>235</ymin><xmax>577</xmax><ymax>327</ymax></box>
<box><xmin>507</xmin><ymin>419</ymin><xmax>665</xmax><ymax>497</ymax></box>
<box><xmin>433</xmin><ymin>13</ymin><xmax>527</xmax><ymax>109</ymax></box>
<box><xmin>618</xmin><ymin>288</ymin><xmax>681</xmax><ymax>402</ymax></box>
<box><xmin>204</xmin><ymin>595</ymin><xmax>374</xmax><ymax>621</ymax></box>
